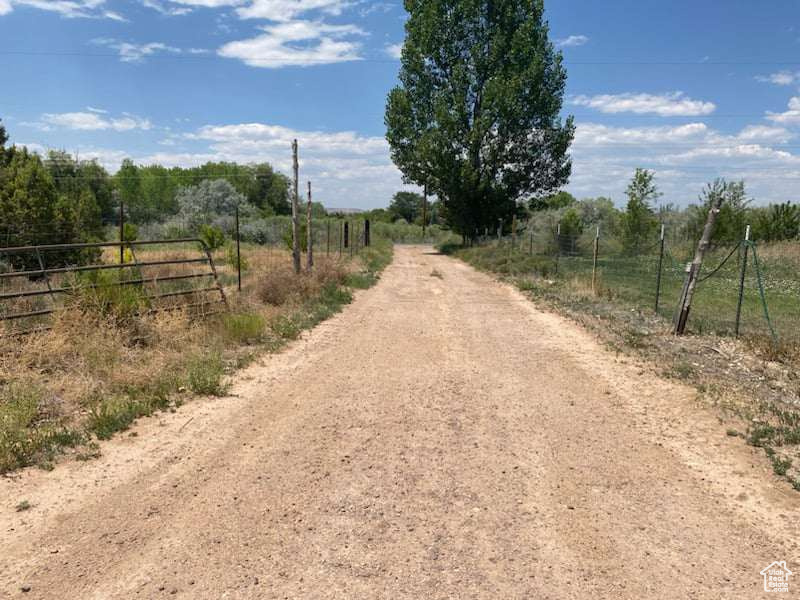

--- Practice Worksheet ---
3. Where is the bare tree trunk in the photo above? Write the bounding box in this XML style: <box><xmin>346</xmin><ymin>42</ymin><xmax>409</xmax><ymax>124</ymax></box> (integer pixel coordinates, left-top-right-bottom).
<box><xmin>291</xmin><ymin>140</ymin><xmax>301</xmax><ymax>274</ymax></box>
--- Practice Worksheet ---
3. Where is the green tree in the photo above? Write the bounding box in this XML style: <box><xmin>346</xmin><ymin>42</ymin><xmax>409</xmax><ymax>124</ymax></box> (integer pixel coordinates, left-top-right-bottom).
<box><xmin>115</xmin><ymin>159</ymin><xmax>144</xmax><ymax>222</ymax></box>
<box><xmin>385</xmin><ymin>0</ymin><xmax>574</xmax><ymax>238</ymax></box>
<box><xmin>687</xmin><ymin>179</ymin><xmax>749</xmax><ymax>244</ymax></box>
<box><xmin>621</xmin><ymin>168</ymin><xmax>661</xmax><ymax>253</ymax></box>
<box><xmin>388</xmin><ymin>191</ymin><xmax>424</xmax><ymax>223</ymax></box>
<box><xmin>530</xmin><ymin>190</ymin><xmax>576</xmax><ymax>212</ymax></box>
<box><xmin>752</xmin><ymin>202</ymin><xmax>800</xmax><ymax>242</ymax></box>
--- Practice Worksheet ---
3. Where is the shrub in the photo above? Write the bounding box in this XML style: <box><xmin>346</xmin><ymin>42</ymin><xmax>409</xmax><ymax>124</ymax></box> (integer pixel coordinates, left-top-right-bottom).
<box><xmin>0</xmin><ymin>382</ymin><xmax>83</xmax><ymax>472</ymax></box>
<box><xmin>221</xmin><ymin>312</ymin><xmax>265</xmax><ymax>344</ymax></box>
<box><xmin>225</xmin><ymin>241</ymin><xmax>249</xmax><ymax>271</ymax></box>
<box><xmin>186</xmin><ymin>352</ymin><xmax>227</xmax><ymax>396</ymax></box>
<box><xmin>199</xmin><ymin>225</ymin><xmax>226</xmax><ymax>251</ymax></box>
<box><xmin>70</xmin><ymin>269</ymin><xmax>148</xmax><ymax>321</ymax></box>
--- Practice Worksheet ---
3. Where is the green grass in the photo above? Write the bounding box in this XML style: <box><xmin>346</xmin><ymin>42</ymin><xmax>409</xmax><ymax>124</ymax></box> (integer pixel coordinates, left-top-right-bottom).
<box><xmin>444</xmin><ymin>240</ymin><xmax>800</xmax><ymax>346</ymax></box>
<box><xmin>0</xmin><ymin>383</ymin><xmax>85</xmax><ymax>473</ymax></box>
<box><xmin>185</xmin><ymin>352</ymin><xmax>228</xmax><ymax>396</ymax></box>
<box><xmin>220</xmin><ymin>312</ymin><xmax>266</xmax><ymax>344</ymax></box>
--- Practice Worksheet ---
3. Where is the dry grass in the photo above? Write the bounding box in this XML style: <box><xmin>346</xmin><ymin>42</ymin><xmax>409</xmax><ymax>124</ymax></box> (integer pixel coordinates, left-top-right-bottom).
<box><xmin>0</xmin><ymin>241</ymin><xmax>391</xmax><ymax>473</ymax></box>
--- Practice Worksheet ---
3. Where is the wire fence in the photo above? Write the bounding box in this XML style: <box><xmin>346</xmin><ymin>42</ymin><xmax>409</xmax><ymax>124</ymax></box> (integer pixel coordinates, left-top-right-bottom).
<box><xmin>488</xmin><ymin>227</ymin><xmax>800</xmax><ymax>344</ymax></box>
<box><xmin>0</xmin><ymin>214</ymin><xmax>377</xmax><ymax>335</ymax></box>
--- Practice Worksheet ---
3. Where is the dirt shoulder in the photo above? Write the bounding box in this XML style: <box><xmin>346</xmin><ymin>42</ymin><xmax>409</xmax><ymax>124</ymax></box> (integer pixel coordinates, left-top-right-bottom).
<box><xmin>1</xmin><ymin>245</ymin><xmax>796</xmax><ymax>599</ymax></box>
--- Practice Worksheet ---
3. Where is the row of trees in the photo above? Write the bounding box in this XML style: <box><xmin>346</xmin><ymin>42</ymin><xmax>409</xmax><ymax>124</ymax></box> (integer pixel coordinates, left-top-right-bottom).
<box><xmin>0</xmin><ymin>119</ymin><xmax>295</xmax><ymax>250</ymax></box>
<box><xmin>533</xmin><ymin>169</ymin><xmax>800</xmax><ymax>253</ymax></box>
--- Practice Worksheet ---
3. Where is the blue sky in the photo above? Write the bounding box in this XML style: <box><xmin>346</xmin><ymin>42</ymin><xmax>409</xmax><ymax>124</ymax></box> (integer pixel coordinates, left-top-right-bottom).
<box><xmin>2</xmin><ymin>0</ymin><xmax>800</xmax><ymax>209</ymax></box>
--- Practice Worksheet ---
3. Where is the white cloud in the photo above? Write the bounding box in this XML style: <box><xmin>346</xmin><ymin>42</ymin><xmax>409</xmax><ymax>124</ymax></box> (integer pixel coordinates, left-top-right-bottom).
<box><xmin>736</xmin><ymin>125</ymin><xmax>794</xmax><ymax>144</ymax></box>
<box><xmin>236</xmin><ymin>0</ymin><xmax>350</xmax><ymax>21</ymax></box>
<box><xmin>34</xmin><ymin>111</ymin><xmax>152</xmax><ymax>132</ymax></box>
<box><xmin>141</xmin><ymin>0</ymin><xmax>193</xmax><ymax>15</ymax></box>
<box><xmin>86</xmin><ymin>106</ymin><xmax>108</xmax><ymax>114</ymax></box>
<box><xmin>0</xmin><ymin>0</ymin><xmax>121</xmax><ymax>19</ymax></box>
<box><xmin>385</xmin><ymin>42</ymin><xmax>402</xmax><ymax>59</ymax></box>
<box><xmin>566</xmin><ymin>118</ymin><xmax>800</xmax><ymax>205</ymax></box>
<box><xmin>218</xmin><ymin>20</ymin><xmax>364</xmax><ymax>68</ymax></box>
<box><xmin>571</xmin><ymin>92</ymin><xmax>716</xmax><ymax>117</ymax></box>
<box><xmin>756</xmin><ymin>71</ymin><xmax>800</xmax><ymax>86</ymax></box>
<box><xmin>91</xmin><ymin>38</ymin><xmax>208</xmax><ymax>62</ymax></box>
<box><xmin>766</xmin><ymin>97</ymin><xmax>800</xmax><ymax>124</ymax></box>
<box><xmin>557</xmin><ymin>35</ymin><xmax>588</xmax><ymax>48</ymax></box>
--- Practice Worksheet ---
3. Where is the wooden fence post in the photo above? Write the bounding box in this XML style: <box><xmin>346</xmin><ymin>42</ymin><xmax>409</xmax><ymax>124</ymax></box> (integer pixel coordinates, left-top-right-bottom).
<box><xmin>591</xmin><ymin>226</ymin><xmax>600</xmax><ymax>294</ymax></box>
<box><xmin>674</xmin><ymin>191</ymin><xmax>725</xmax><ymax>334</ymax></box>
<box><xmin>734</xmin><ymin>224</ymin><xmax>751</xmax><ymax>336</ymax></box>
<box><xmin>654</xmin><ymin>224</ymin><xmax>665</xmax><ymax>313</ymax></box>
<box><xmin>306</xmin><ymin>181</ymin><xmax>313</xmax><ymax>271</ymax></box>
<box><xmin>235</xmin><ymin>204</ymin><xmax>241</xmax><ymax>291</ymax></box>
<box><xmin>291</xmin><ymin>140</ymin><xmax>301</xmax><ymax>274</ymax></box>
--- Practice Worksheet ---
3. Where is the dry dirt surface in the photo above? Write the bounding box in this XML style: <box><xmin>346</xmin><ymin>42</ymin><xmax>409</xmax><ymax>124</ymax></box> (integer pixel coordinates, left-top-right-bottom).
<box><xmin>1</xmin><ymin>245</ymin><xmax>798</xmax><ymax>599</ymax></box>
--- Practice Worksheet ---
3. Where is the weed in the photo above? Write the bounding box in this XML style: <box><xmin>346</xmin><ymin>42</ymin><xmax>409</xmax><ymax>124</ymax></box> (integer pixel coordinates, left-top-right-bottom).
<box><xmin>0</xmin><ymin>383</ymin><xmax>83</xmax><ymax>473</ymax></box>
<box><xmin>88</xmin><ymin>397</ymin><xmax>145</xmax><ymax>440</ymax></box>
<box><xmin>220</xmin><ymin>312</ymin><xmax>265</xmax><ymax>344</ymax></box>
<box><xmin>15</xmin><ymin>500</ymin><xmax>31</xmax><ymax>512</ymax></box>
<box><xmin>270</xmin><ymin>314</ymin><xmax>302</xmax><ymax>340</ymax></box>
<box><xmin>748</xmin><ymin>423</ymin><xmax>778</xmax><ymax>448</ymax></box>
<box><xmin>726</xmin><ymin>428</ymin><xmax>740</xmax><ymax>437</ymax></box>
<box><xmin>345</xmin><ymin>272</ymin><xmax>376</xmax><ymax>289</ymax></box>
<box><xmin>186</xmin><ymin>353</ymin><xmax>227</xmax><ymax>396</ymax></box>
<box><xmin>671</xmin><ymin>361</ymin><xmax>695</xmax><ymax>380</ymax></box>
<box><xmin>771</xmin><ymin>456</ymin><xmax>792</xmax><ymax>476</ymax></box>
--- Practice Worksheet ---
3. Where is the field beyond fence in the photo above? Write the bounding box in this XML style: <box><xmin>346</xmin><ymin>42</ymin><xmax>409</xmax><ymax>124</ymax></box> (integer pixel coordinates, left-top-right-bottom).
<box><xmin>452</xmin><ymin>229</ymin><xmax>800</xmax><ymax>346</ymax></box>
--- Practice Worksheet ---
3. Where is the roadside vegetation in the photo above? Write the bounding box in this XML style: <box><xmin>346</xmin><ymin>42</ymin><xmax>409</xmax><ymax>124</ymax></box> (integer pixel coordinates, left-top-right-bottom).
<box><xmin>443</xmin><ymin>237</ymin><xmax>800</xmax><ymax>491</ymax></box>
<box><xmin>0</xmin><ymin>239</ymin><xmax>392</xmax><ymax>474</ymax></box>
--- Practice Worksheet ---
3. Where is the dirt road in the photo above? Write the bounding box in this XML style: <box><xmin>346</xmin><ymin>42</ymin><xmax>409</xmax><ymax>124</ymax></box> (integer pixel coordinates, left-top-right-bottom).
<box><xmin>1</xmin><ymin>245</ymin><xmax>797</xmax><ymax>599</ymax></box>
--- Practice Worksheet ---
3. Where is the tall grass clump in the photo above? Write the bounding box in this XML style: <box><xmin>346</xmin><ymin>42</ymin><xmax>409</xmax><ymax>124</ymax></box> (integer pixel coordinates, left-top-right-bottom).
<box><xmin>0</xmin><ymin>382</ymin><xmax>83</xmax><ymax>472</ymax></box>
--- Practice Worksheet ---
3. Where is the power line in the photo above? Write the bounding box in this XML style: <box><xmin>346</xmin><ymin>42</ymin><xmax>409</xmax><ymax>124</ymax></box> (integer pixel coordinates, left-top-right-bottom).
<box><xmin>2</xmin><ymin>49</ymin><xmax>800</xmax><ymax>66</ymax></box>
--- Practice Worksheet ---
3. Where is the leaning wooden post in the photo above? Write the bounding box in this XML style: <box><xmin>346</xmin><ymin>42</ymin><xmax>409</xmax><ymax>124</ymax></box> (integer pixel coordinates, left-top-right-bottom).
<box><xmin>734</xmin><ymin>225</ymin><xmax>751</xmax><ymax>337</ymax></box>
<box><xmin>674</xmin><ymin>192</ymin><xmax>725</xmax><ymax>334</ymax></box>
<box><xmin>654</xmin><ymin>224</ymin><xmax>666</xmax><ymax>313</ymax></box>
<box><xmin>291</xmin><ymin>140</ymin><xmax>301</xmax><ymax>274</ymax></box>
<box><xmin>306</xmin><ymin>181</ymin><xmax>313</xmax><ymax>271</ymax></box>
<box><xmin>591</xmin><ymin>226</ymin><xmax>600</xmax><ymax>294</ymax></box>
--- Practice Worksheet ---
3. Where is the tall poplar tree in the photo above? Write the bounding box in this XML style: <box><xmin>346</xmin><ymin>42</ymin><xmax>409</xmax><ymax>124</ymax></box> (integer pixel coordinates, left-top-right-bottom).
<box><xmin>385</xmin><ymin>0</ymin><xmax>574</xmax><ymax>237</ymax></box>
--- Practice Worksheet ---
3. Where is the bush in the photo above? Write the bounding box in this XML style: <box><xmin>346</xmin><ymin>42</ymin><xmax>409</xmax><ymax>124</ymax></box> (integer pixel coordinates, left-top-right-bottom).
<box><xmin>0</xmin><ymin>382</ymin><xmax>83</xmax><ymax>472</ymax></box>
<box><xmin>122</xmin><ymin>222</ymin><xmax>139</xmax><ymax>242</ymax></box>
<box><xmin>221</xmin><ymin>312</ymin><xmax>265</xmax><ymax>344</ymax></box>
<box><xmin>186</xmin><ymin>353</ymin><xmax>227</xmax><ymax>396</ymax></box>
<box><xmin>70</xmin><ymin>269</ymin><xmax>148</xmax><ymax>321</ymax></box>
<box><xmin>199</xmin><ymin>225</ymin><xmax>226</xmax><ymax>251</ymax></box>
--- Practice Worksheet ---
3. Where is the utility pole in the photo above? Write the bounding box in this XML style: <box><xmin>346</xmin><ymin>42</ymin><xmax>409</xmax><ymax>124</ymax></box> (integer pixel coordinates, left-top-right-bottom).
<box><xmin>306</xmin><ymin>181</ymin><xmax>313</xmax><ymax>271</ymax></box>
<box><xmin>291</xmin><ymin>139</ymin><xmax>301</xmax><ymax>274</ymax></box>
<box><xmin>674</xmin><ymin>191</ymin><xmax>725</xmax><ymax>334</ymax></box>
